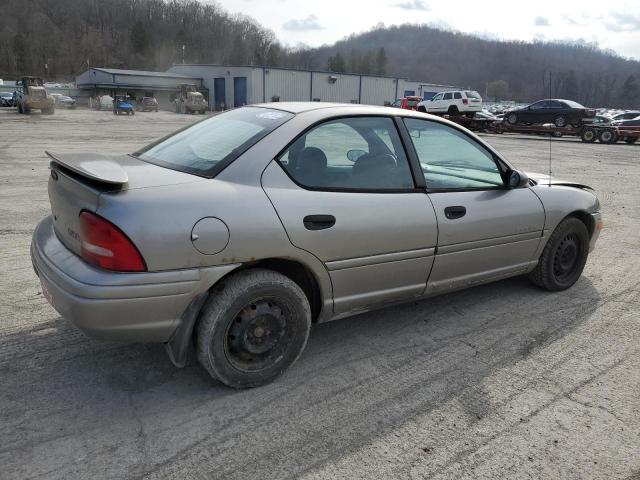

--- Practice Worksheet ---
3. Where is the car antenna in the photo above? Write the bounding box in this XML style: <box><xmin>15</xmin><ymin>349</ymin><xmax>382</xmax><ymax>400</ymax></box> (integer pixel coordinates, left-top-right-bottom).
<box><xmin>548</xmin><ymin>70</ymin><xmax>552</xmax><ymax>187</ymax></box>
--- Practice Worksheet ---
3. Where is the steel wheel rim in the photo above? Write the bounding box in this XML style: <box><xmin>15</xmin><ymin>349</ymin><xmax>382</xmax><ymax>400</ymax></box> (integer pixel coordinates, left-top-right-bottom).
<box><xmin>553</xmin><ymin>233</ymin><xmax>581</xmax><ymax>282</ymax></box>
<box><xmin>602</xmin><ymin>131</ymin><xmax>612</xmax><ymax>142</ymax></box>
<box><xmin>556</xmin><ymin>117</ymin><xmax>567</xmax><ymax>127</ymax></box>
<box><xmin>584</xmin><ymin>131</ymin><xmax>594</xmax><ymax>141</ymax></box>
<box><xmin>224</xmin><ymin>297</ymin><xmax>293</xmax><ymax>372</ymax></box>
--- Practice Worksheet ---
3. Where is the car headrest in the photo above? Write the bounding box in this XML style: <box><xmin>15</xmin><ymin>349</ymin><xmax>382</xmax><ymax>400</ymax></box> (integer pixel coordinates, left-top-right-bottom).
<box><xmin>352</xmin><ymin>153</ymin><xmax>397</xmax><ymax>176</ymax></box>
<box><xmin>297</xmin><ymin>147</ymin><xmax>327</xmax><ymax>172</ymax></box>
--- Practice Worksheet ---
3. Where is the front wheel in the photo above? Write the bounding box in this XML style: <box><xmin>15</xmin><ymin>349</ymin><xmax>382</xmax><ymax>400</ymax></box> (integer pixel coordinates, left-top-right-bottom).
<box><xmin>507</xmin><ymin>113</ymin><xmax>518</xmax><ymax>125</ymax></box>
<box><xmin>196</xmin><ymin>269</ymin><xmax>312</xmax><ymax>388</ymax></box>
<box><xmin>554</xmin><ymin>115</ymin><xmax>568</xmax><ymax>127</ymax></box>
<box><xmin>528</xmin><ymin>217</ymin><xmax>589</xmax><ymax>291</ymax></box>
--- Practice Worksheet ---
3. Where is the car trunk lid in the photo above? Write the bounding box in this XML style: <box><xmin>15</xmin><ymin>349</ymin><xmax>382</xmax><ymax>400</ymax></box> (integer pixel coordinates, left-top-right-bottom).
<box><xmin>47</xmin><ymin>151</ymin><xmax>204</xmax><ymax>256</ymax></box>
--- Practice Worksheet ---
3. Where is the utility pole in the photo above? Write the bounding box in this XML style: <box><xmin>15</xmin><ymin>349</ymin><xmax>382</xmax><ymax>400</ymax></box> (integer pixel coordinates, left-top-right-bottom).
<box><xmin>182</xmin><ymin>45</ymin><xmax>185</xmax><ymax>64</ymax></box>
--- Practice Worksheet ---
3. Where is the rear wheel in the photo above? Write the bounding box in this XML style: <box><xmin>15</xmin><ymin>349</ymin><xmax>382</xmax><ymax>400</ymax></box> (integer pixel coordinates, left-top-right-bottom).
<box><xmin>196</xmin><ymin>269</ymin><xmax>311</xmax><ymax>388</ymax></box>
<box><xmin>581</xmin><ymin>127</ymin><xmax>596</xmax><ymax>143</ymax></box>
<box><xmin>528</xmin><ymin>217</ymin><xmax>589</xmax><ymax>291</ymax></box>
<box><xmin>598</xmin><ymin>128</ymin><xmax>617</xmax><ymax>144</ymax></box>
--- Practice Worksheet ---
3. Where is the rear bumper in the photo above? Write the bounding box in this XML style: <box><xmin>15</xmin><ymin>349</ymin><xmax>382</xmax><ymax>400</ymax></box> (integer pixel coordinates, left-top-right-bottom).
<box><xmin>31</xmin><ymin>216</ymin><xmax>239</xmax><ymax>342</ymax></box>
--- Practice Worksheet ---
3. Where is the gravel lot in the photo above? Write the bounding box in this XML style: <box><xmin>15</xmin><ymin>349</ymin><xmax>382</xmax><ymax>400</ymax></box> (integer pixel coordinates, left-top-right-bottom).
<box><xmin>1</xmin><ymin>107</ymin><xmax>639</xmax><ymax>480</ymax></box>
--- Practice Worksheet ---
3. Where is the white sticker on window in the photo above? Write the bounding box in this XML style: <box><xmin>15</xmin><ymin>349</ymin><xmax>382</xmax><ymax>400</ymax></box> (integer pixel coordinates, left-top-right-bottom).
<box><xmin>256</xmin><ymin>111</ymin><xmax>286</xmax><ymax>120</ymax></box>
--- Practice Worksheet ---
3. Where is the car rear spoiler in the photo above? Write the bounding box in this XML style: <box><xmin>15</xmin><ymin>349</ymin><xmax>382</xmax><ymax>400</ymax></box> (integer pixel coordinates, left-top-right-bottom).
<box><xmin>45</xmin><ymin>151</ymin><xmax>128</xmax><ymax>185</ymax></box>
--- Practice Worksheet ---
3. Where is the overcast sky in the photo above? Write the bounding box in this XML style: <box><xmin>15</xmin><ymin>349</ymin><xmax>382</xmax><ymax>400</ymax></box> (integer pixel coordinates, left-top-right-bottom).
<box><xmin>214</xmin><ymin>0</ymin><xmax>640</xmax><ymax>59</ymax></box>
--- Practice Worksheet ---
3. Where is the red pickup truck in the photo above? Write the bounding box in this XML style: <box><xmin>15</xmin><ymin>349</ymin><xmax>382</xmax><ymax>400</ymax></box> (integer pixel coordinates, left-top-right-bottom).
<box><xmin>390</xmin><ymin>96</ymin><xmax>422</xmax><ymax>111</ymax></box>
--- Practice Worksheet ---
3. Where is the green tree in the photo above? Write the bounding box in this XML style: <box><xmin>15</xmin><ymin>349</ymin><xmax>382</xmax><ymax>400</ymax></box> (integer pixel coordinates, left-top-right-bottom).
<box><xmin>622</xmin><ymin>74</ymin><xmax>639</xmax><ymax>105</ymax></box>
<box><xmin>328</xmin><ymin>52</ymin><xmax>346</xmax><ymax>72</ymax></box>
<box><xmin>375</xmin><ymin>47</ymin><xmax>387</xmax><ymax>75</ymax></box>
<box><xmin>13</xmin><ymin>33</ymin><xmax>27</xmax><ymax>75</ymax></box>
<box><xmin>360</xmin><ymin>50</ymin><xmax>374</xmax><ymax>74</ymax></box>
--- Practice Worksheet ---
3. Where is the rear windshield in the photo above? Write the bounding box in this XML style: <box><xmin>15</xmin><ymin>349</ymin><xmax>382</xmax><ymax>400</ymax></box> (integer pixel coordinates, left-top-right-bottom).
<box><xmin>465</xmin><ymin>91</ymin><xmax>481</xmax><ymax>99</ymax></box>
<box><xmin>562</xmin><ymin>99</ymin><xmax>585</xmax><ymax>108</ymax></box>
<box><xmin>134</xmin><ymin>107</ymin><xmax>293</xmax><ymax>178</ymax></box>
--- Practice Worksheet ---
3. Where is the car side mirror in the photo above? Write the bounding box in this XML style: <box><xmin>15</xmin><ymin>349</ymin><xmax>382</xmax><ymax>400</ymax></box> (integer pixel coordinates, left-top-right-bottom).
<box><xmin>508</xmin><ymin>170</ymin><xmax>529</xmax><ymax>188</ymax></box>
<box><xmin>346</xmin><ymin>149</ymin><xmax>367</xmax><ymax>162</ymax></box>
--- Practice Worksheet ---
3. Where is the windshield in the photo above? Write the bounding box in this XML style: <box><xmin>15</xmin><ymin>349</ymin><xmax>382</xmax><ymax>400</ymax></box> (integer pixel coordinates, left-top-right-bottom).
<box><xmin>135</xmin><ymin>107</ymin><xmax>294</xmax><ymax>178</ymax></box>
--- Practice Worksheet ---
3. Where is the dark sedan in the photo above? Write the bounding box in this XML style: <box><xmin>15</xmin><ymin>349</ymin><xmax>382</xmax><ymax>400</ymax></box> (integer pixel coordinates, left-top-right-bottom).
<box><xmin>506</xmin><ymin>99</ymin><xmax>596</xmax><ymax>127</ymax></box>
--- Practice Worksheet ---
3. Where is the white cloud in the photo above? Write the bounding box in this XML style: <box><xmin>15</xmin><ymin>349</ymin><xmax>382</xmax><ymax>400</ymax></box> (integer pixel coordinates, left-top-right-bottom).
<box><xmin>393</xmin><ymin>0</ymin><xmax>430</xmax><ymax>11</ymax></box>
<box><xmin>282</xmin><ymin>14</ymin><xmax>324</xmax><ymax>31</ymax></box>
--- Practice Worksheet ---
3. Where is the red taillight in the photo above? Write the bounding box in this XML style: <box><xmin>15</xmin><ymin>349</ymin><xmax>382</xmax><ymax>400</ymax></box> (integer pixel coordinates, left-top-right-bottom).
<box><xmin>79</xmin><ymin>211</ymin><xmax>146</xmax><ymax>272</ymax></box>
<box><xmin>462</xmin><ymin>98</ymin><xmax>468</xmax><ymax>105</ymax></box>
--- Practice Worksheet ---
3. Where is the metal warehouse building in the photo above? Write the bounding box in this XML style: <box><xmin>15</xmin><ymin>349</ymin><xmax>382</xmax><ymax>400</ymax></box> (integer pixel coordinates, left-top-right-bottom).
<box><xmin>75</xmin><ymin>68</ymin><xmax>204</xmax><ymax>109</ymax></box>
<box><xmin>167</xmin><ymin>64</ymin><xmax>459</xmax><ymax>110</ymax></box>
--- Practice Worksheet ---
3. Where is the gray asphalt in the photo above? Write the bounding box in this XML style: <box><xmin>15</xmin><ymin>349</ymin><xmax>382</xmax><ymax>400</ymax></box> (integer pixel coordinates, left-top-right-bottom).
<box><xmin>1</xmin><ymin>108</ymin><xmax>638</xmax><ymax>480</ymax></box>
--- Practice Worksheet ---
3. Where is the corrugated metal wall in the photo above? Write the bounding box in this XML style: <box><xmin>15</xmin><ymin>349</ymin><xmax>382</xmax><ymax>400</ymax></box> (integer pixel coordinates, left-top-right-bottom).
<box><xmin>166</xmin><ymin>65</ymin><xmax>464</xmax><ymax>108</ymax></box>
<box><xmin>361</xmin><ymin>77</ymin><xmax>397</xmax><ymax>105</ymax></box>
<box><xmin>264</xmin><ymin>69</ymin><xmax>310</xmax><ymax>102</ymax></box>
<box><xmin>311</xmin><ymin>72</ymin><xmax>360</xmax><ymax>103</ymax></box>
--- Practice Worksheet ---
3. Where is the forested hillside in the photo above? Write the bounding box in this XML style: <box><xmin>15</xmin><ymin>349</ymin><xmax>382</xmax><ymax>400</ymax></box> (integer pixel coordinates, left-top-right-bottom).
<box><xmin>302</xmin><ymin>25</ymin><xmax>640</xmax><ymax>108</ymax></box>
<box><xmin>1</xmin><ymin>0</ymin><xmax>638</xmax><ymax>107</ymax></box>
<box><xmin>0</xmin><ymin>0</ymin><xmax>282</xmax><ymax>78</ymax></box>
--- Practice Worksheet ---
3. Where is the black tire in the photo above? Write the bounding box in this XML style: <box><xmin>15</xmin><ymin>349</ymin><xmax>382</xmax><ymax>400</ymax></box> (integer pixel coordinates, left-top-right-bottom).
<box><xmin>554</xmin><ymin>115</ymin><xmax>568</xmax><ymax>127</ymax></box>
<box><xmin>17</xmin><ymin>102</ymin><xmax>23</xmax><ymax>114</ymax></box>
<box><xmin>447</xmin><ymin>105</ymin><xmax>459</xmax><ymax>116</ymax></box>
<box><xmin>598</xmin><ymin>129</ymin><xmax>617</xmax><ymax>144</ymax></box>
<box><xmin>528</xmin><ymin>217</ymin><xmax>589</xmax><ymax>291</ymax></box>
<box><xmin>625</xmin><ymin>137</ymin><xmax>637</xmax><ymax>144</ymax></box>
<box><xmin>507</xmin><ymin>113</ymin><xmax>518</xmax><ymax>125</ymax></box>
<box><xmin>417</xmin><ymin>106</ymin><xmax>427</xmax><ymax>113</ymax></box>
<box><xmin>196</xmin><ymin>269</ymin><xmax>311</xmax><ymax>388</ymax></box>
<box><xmin>581</xmin><ymin>127</ymin><xmax>596</xmax><ymax>143</ymax></box>
<box><xmin>552</xmin><ymin>131</ymin><xmax>563</xmax><ymax>138</ymax></box>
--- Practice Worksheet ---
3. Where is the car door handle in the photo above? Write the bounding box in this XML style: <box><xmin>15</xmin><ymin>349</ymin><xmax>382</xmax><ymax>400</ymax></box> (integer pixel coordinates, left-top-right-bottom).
<box><xmin>444</xmin><ymin>206</ymin><xmax>466</xmax><ymax>220</ymax></box>
<box><xmin>303</xmin><ymin>215</ymin><xmax>336</xmax><ymax>231</ymax></box>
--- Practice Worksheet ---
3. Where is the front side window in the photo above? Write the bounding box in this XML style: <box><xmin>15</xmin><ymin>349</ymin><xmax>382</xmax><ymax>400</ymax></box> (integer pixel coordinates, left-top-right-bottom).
<box><xmin>432</xmin><ymin>93</ymin><xmax>444</xmax><ymax>101</ymax></box>
<box><xmin>404</xmin><ymin>118</ymin><xmax>505</xmax><ymax>190</ymax></box>
<box><xmin>135</xmin><ymin>107</ymin><xmax>293</xmax><ymax>177</ymax></box>
<box><xmin>278</xmin><ymin>117</ymin><xmax>414</xmax><ymax>190</ymax></box>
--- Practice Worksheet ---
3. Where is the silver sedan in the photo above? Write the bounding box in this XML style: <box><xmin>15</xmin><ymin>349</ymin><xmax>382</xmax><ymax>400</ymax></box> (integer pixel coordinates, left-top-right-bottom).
<box><xmin>31</xmin><ymin>103</ymin><xmax>602</xmax><ymax>388</ymax></box>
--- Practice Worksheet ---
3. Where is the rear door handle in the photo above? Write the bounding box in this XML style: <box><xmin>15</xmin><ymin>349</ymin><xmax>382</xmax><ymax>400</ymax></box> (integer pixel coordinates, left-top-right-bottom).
<box><xmin>444</xmin><ymin>206</ymin><xmax>466</xmax><ymax>220</ymax></box>
<box><xmin>303</xmin><ymin>215</ymin><xmax>336</xmax><ymax>230</ymax></box>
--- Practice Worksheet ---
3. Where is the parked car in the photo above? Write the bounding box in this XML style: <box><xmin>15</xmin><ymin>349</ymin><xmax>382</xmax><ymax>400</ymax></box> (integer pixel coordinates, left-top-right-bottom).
<box><xmin>113</xmin><ymin>97</ymin><xmax>135</xmax><ymax>115</ymax></box>
<box><xmin>611</xmin><ymin>116</ymin><xmax>640</xmax><ymax>144</ymax></box>
<box><xmin>137</xmin><ymin>96</ymin><xmax>159</xmax><ymax>112</ymax></box>
<box><xmin>418</xmin><ymin>90</ymin><xmax>483</xmax><ymax>116</ymax></box>
<box><xmin>43</xmin><ymin>82</ymin><xmax>61</xmax><ymax>89</ymax></box>
<box><xmin>50</xmin><ymin>93</ymin><xmax>76</xmax><ymax>109</ymax></box>
<box><xmin>610</xmin><ymin>110</ymin><xmax>640</xmax><ymax>121</ymax></box>
<box><xmin>505</xmin><ymin>99</ymin><xmax>596</xmax><ymax>127</ymax></box>
<box><xmin>0</xmin><ymin>92</ymin><xmax>14</xmax><ymax>106</ymax></box>
<box><xmin>390</xmin><ymin>96</ymin><xmax>422</xmax><ymax>110</ymax></box>
<box><xmin>32</xmin><ymin>103</ymin><xmax>602</xmax><ymax>388</ymax></box>
<box><xmin>591</xmin><ymin>115</ymin><xmax>612</xmax><ymax>125</ymax></box>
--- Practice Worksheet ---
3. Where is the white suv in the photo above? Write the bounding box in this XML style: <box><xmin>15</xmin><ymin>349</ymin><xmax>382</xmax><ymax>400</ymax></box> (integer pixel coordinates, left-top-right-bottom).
<box><xmin>418</xmin><ymin>90</ymin><xmax>483</xmax><ymax>117</ymax></box>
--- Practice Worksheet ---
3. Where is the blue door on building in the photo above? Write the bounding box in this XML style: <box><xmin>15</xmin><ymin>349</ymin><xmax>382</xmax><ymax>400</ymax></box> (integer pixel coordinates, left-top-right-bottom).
<box><xmin>214</xmin><ymin>78</ymin><xmax>226</xmax><ymax>111</ymax></box>
<box><xmin>234</xmin><ymin>77</ymin><xmax>247</xmax><ymax>107</ymax></box>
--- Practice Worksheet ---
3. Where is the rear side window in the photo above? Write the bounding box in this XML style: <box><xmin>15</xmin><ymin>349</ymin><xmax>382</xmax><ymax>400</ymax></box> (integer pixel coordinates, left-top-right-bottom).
<box><xmin>135</xmin><ymin>107</ymin><xmax>293</xmax><ymax>178</ymax></box>
<box><xmin>454</xmin><ymin>92</ymin><xmax>462</xmax><ymax>99</ymax></box>
<box><xmin>277</xmin><ymin>117</ymin><xmax>414</xmax><ymax>191</ymax></box>
<box><xmin>465</xmin><ymin>91</ymin><xmax>481</xmax><ymax>99</ymax></box>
